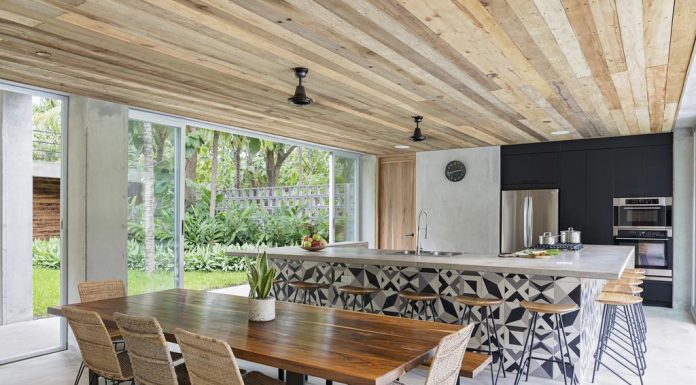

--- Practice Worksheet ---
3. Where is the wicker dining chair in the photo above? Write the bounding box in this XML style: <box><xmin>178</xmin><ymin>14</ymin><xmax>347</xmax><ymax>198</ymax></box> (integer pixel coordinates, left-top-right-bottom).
<box><xmin>114</xmin><ymin>312</ymin><xmax>191</xmax><ymax>385</ymax></box>
<box><xmin>407</xmin><ymin>323</ymin><xmax>475</xmax><ymax>385</ymax></box>
<box><xmin>175</xmin><ymin>328</ymin><xmax>283</xmax><ymax>385</ymax></box>
<box><xmin>63</xmin><ymin>307</ymin><xmax>133</xmax><ymax>385</ymax></box>
<box><xmin>78</xmin><ymin>280</ymin><xmax>127</xmax><ymax>346</ymax></box>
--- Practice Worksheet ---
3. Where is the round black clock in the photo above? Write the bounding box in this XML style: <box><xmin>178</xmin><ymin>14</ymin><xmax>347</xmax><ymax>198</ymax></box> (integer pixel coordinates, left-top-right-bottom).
<box><xmin>445</xmin><ymin>160</ymin><xmax>466</xmax><ymax>182</ymax></box>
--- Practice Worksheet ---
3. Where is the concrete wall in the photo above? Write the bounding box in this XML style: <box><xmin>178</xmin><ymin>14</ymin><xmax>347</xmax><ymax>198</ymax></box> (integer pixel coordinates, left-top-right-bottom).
<box><xmin>672</xmin><ymin>128</ymin><xmax>696</xmax><ymax>311</ymax></box>
<box><xmin>0</xmin><ymin>91</ymin><xmax>33</xmax><ymax>324</ymax></box>
<box><xmin>415</xmin><ymin>146</ymin><xmax>501</xmax><ymax>253</ymax></box>
<box><xmin>359</xmin><ymin>155</ymin><xmax>377</xmax><ymax>248</ymax></box>
<box><xmin>66</xmin><ymin>96</ymin><xmax>128</xmax><ymax>303</ymax></box>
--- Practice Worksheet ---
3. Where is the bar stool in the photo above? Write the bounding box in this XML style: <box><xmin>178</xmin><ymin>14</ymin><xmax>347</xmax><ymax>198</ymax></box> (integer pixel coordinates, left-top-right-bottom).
<box><xmin>592</xmin><ymin>292</ymin><xmax>645</xmax><ymax>385</ymax></box>
<box><xmin>514</xmin><ymin>301</ymin><xmax>579</xmax><ymax>385</ymax></box>
<box><xmin>398</xmin><ymin>290</ymin><xmax>439</xmax><ymax>321</ymax></box>
<box><xmin>454</xmin><ymin>295</ymin><xmax>506</xmax><ymax>385</ymax></box>
<box><xmin>338</xmin><ymin>285</ymin><xmax>379</xmax><ymax>312</ymax></box>
<box><xmin>272</xmin><ymin>279</ymin><xmax>285</xmax><ymax>299</ymax></box>
<box><xmin>288</xmin><ymin>266</ymin><xmax>333</xmax><ymax>306</ymax></box>
<box><xmin>602</xmin><ymin>284</ymin><xmax>647</xmax><ymax>349</ymax></box>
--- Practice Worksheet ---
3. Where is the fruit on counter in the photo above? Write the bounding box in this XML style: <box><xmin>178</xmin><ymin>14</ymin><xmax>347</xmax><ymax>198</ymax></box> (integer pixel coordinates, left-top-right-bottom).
<box><xmin>302</xmin><ymin>233</ymin><xmax>327</xmax><ymax>248</ymax></box>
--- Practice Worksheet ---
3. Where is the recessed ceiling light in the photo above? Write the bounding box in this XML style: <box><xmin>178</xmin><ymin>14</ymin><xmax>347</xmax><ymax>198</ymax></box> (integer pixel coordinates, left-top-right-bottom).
<box><xmin>35</xmin><ymin>51</ymin><xmax>52</xmax><ymax>57</ymax></box>
<box><xmin>551</xmin><ymin>130</ymin><xmax>571</xmax><ymax>135</ymax></box>
<box><xmin>395</xmin><ymin>145</ymin><xmax>410</xmax><ymax>149</ymax></box>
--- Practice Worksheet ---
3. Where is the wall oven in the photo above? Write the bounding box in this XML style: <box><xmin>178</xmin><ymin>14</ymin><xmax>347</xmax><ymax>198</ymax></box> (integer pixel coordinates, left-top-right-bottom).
<box><xmin>613</xmin><ymin>197</ymin><xmax>672</xmax><ymax>234</ymax></box>
<box><xmin>614</xmin><ymin>229</ymin><xmax>672</xmax><ymax>281</ymax></box>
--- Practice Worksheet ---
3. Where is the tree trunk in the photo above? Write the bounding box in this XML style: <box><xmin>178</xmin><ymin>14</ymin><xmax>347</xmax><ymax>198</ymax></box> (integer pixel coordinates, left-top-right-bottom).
<box><xmin>297</xmin><ymin>147</ymin><xmax>303</xmax><ymax>186</ymax></box>
<box><xmin>209</xmin><ymin>130</ymin><xmax>220</xmax><ymax>218</ymax></box>
<box><xmin>185</xmin><ymin>126</ymin><xmax>198</xmax><ymax>207</ymax></box>
<box><xmin>235</xmin><ymin>145</ymin><xmax>241</xmax><ymax>189</ymax></box>
<box><xmin>265</xmin><ymin>149</ymin><xmax>277</xmax><ymax>187</ymax></box>
<box><xmin>142</xmin><ymin>122</ymin><xmax>156</xmax><ymax>273</ymax></box>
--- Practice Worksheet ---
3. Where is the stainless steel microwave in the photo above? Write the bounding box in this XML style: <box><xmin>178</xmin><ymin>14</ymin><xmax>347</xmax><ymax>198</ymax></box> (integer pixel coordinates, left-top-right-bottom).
<box><xmin>613</xmin><ymin>197</ymin><xmax>672</xmax><ymax>236</ymax></box>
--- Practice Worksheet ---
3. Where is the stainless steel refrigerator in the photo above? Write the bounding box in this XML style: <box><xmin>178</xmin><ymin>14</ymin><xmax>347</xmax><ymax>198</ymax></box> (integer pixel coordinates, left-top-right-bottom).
<box><xmin>500</xmin><ymin>189</ymin><xmax>559</xmax><ymax>252</ymax></box>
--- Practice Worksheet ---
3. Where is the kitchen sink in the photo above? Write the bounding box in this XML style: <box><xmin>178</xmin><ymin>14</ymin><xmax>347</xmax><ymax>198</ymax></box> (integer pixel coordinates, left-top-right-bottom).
<box><xmin>426</xmin><ymin>251</ymin><xmax>462</xmax><ymax>257</ymax></box>
<box><xmin>383</xmin><ymin>250</ymin><xmax>461</xmax><ymax>257</ymax></box>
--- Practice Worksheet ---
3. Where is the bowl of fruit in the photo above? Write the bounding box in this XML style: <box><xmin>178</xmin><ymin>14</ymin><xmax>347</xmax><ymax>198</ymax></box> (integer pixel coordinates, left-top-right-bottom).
<box><xmin>301</xmin><ymin>233</ymin><xmax>328</xmax><ymax>251</ymax></box>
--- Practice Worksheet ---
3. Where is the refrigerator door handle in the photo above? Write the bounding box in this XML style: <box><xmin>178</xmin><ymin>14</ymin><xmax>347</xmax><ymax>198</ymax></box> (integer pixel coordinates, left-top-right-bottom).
<box><xmin>529</xmin><ymin>196</ymin><xmax>533</xmax><ymax>247</ymax></box>
<box><xmin>523</xmin><ymin>195</ymin><xmax>530</xmax><ymax>248</ymax></box>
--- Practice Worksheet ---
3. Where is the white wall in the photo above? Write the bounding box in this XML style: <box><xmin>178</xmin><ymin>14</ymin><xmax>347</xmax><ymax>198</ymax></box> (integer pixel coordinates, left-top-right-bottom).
<box><xmin>416</xmin><ymin>146</ymin><xmax>501</xmax><ymax>253</ymax></box>
<box><xmin>66</xmin><ymin>96</ymin><xmax>128</xmax><ymax>303</ymax></box>
<box><xmin>673</xmin><ymin>128</ymin><xmax>695</xmax><ymax>311</ymax></box>
<box><xmin>360</xmin><ymin>155</ymin><xmax>377</xmax><ymax>248</ymax></box>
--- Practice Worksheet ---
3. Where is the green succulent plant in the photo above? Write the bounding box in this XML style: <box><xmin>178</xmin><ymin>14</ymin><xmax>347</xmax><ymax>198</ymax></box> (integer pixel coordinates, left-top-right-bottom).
<box><xmin>246</xmin><ymin>252</ymin><xmax>275</xmax><ymax>299</ymax></box>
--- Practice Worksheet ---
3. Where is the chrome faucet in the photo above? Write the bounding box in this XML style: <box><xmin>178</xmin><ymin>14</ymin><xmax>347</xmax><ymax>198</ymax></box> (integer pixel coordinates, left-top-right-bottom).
<box><xmin>416</xmin><ymin>209</ymin><xmax>429</xmax><ymax>255</ymax></box>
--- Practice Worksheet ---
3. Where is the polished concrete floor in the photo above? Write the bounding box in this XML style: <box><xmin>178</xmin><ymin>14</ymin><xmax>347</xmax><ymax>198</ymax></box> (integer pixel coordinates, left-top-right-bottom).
<box><xmin>0</xmin><ymin>305</ymin><xmax>693</xmax><ymax>384</ymax></box>
<box><xmin>0</xmin><ymin>317</ymin><xmax>63</xmax><ymax>363</ymax></box>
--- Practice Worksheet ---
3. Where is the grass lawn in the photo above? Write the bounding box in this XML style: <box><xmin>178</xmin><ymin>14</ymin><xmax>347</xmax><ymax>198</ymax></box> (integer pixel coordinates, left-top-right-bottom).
<box><xmin>33</xmin><ymin>268</ymin><xmax>247</xmax><ymax>318</ymax></box>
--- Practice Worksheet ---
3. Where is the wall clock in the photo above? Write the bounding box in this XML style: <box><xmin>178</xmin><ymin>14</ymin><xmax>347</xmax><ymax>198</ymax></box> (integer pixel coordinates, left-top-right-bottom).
<box><xmin>445</xmin><ymin>160</ymin><xmax>466</xmax><ymax>182</ymax></box>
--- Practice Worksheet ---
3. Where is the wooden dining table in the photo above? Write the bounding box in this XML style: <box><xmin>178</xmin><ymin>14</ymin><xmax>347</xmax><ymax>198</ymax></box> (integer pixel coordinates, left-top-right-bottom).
<box><xmin>48</xmin><ymin>288</ymin><xmax>463</xmax><ymax>385</ymax></box>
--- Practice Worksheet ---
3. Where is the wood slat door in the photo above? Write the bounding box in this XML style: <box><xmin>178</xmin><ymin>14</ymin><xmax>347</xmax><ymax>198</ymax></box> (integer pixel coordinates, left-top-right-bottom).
<box><xmin>378</xmin><ymin>155</ymin><xmax>416</xmax><ymax>250</ymax></box>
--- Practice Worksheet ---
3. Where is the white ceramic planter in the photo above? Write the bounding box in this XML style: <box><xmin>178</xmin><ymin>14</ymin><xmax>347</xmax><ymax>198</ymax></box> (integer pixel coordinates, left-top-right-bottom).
<box><xmin>248</xmin><ymin>298</ymin><xmax>276</xmax><ymax>322</ymax></box>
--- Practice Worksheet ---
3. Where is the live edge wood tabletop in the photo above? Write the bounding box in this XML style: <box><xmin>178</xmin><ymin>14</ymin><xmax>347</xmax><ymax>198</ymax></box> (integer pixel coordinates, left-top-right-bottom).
<box><xmin>48</xmin><ymin>288</ymin><xmax>462</xmax><ymax>385</ymax></box>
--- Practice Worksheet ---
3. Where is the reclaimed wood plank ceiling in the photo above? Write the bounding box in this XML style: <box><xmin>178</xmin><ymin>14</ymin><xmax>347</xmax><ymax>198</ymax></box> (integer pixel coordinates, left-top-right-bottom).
<box><xmin>0</xmin><ymin>0</ymin><xmax>694</xmax><ymax>154</ymax></box>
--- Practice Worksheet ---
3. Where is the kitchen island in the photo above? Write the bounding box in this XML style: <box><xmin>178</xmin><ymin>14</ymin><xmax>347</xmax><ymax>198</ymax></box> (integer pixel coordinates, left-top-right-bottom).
<box><xmin>233</xmin><ymin>245</ymin><xmax>634</xmax><ymax>383</ymax></box>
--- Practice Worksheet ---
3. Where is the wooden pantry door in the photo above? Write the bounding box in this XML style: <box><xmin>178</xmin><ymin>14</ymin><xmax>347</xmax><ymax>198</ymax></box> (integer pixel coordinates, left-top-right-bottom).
<box><xmin>378</xmin><ymin>154</ymin><xmax>416</xmax><ymax>250</ymax></box>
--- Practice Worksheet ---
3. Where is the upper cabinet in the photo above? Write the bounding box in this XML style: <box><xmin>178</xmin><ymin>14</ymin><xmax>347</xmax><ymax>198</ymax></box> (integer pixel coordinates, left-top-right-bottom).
<box><xmin>501</xmin><ymin>152</ymin><xmax>560</xmax><ymax>188</ymax></box>
<box><xmin>501</xmin><ymin>133</ymin><xmax>673</xmax><ymax>245</ymax></box>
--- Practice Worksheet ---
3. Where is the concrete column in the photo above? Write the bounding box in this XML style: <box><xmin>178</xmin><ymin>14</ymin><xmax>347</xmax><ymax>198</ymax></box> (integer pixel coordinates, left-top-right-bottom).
<box><xmin>673</xmin><ymin>127</ymin><xmax>695</xmax><ymax>310</ymax></box>
<box><xmin>0</xmin><ymin>91</ymin><xmax>33</xmax><ymax>324</ymax></box>
<box><xmin>66</xmin><ymin>96</ymin><xmax>127</xmax><ymax>304</ymax></box>
<box><xmin>359</xmin><ymin>155</ymin><xmax>377</xmax><ymax>248</ymax></box>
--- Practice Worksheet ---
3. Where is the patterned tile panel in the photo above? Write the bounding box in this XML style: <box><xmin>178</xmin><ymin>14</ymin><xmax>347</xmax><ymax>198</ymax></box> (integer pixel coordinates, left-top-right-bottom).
<box><xmin>268</xmin><ymin>258</ymin><xmax>601</xmax><ymax>383</ymax></box>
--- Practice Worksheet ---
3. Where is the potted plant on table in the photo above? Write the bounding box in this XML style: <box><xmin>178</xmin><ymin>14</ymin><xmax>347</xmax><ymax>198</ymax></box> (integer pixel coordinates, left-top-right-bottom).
<box><xmin>246</xmin><ymin>252</ymin><xmax>276</xmax><ymax>322</ymax></box>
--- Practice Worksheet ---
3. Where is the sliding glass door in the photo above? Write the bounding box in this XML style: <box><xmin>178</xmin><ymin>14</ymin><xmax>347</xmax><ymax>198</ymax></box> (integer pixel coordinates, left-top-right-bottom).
<box><xmin>0</xmin><ymin>85</ymin><xmax>67</xmax><ymax>364</ymax></box>
<box><xmin>331</xmin><ymin>151</ymin><xmax>360</xmax><ymax>243</ymax></box>
<box><xmin>127</xmin><ymin>112</ymin><xmax>183</xmax><ymax>294</ymax></box>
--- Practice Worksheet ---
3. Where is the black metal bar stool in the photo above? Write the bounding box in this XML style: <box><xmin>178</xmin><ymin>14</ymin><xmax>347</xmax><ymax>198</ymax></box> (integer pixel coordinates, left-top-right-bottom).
<box><xmin>514</xmin><ymin>301</ymin><xmax>579</xmax><ymax>385</ymax></box>
<box><xmin>338</xmin><ymin>285</ymin><xmax>379</xmax><ymax>312</ymax></box>
<box><xmin>603</xmin><ymin>282</ymin><xmax>647</xmax><ymax>350</ymax></box>
<box><xmin>398</xmin><ymin>290</ymin><xmax>439</xmax><ymax>321</ymax></box>
<box><xmin>592</xmin><ymin>292</ymin><xmax>645</xmax><ymax>385</ymax></box>
<box><xmin>454</xmin><ymin>295</ymin><xmax>506</xmax><ymax>385</ymax></box>
<box><xmin>288</xmin><ymin>265</ymin><xmax>333</xmax><ymax>306</ymax></box>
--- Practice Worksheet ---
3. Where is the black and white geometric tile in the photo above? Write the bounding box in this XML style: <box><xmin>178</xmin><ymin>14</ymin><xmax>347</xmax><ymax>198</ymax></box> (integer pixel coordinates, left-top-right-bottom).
<box><xmin>269</xmin><ymin>258</ymin><xmax>603</xmax><ymax>381</ymax></box>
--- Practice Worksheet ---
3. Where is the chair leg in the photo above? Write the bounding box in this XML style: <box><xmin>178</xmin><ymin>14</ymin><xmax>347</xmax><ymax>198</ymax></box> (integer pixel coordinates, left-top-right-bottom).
<box><xmin>401</xmin><ymin>298</ymin><xmax>408</xmax><ymax>318</ymax></box>
<box><xmin>482</xmin><ymin>307</ymin><xmax>496</xmax><ymax>385</ymax></box>
<box><xmin>514</xmin><ymin>312</ymin><xmax>535</xmax><ymax>385</ymax></box>
<box><xmin>278</xmin><ymin>368</ymin><xmax>285</xmax><ymax>381</ymax></box>
<box><xmin>554</xmin><ymin>314</ymin><xmax>568</xmax><ymax>385</ymax></box>
<box><xmin>369</xmin><ymin>294</ymin><xmax>375</xmax><ymax>313</ymax></box>
<box><xmin>352</xmin><ymin>294</ymin><xmax>357</xmax><ymax>311</ymax></box>
<box><xmin>74</xmin><ymin>362</ymin><xmax>85</xmax><ymax>385</ymax></box>
<box><xmin>429</xmin><ymin>300</ymin><xmax>438</xmax><ymax>322</ymax></box>
<box><xmin>524</xmin><ymin>313</ymin><xmax>538</xmax><ymax>381</ymax></box>
<box><xmin>292</xmin><ymin>288</ymin><xmax>299</xmax><ymax>303</ymax></box>
<box><xmin>489</xmin><ymin>307</ymin><xmax>506</xmax><ymax>379</ymax></box>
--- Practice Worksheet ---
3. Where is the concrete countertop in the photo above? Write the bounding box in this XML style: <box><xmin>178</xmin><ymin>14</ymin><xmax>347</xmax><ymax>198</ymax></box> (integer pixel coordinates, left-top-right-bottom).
<box><xmin>231</xmin><ymin>244</ymin><xmax>634</xmax><ymax>280</ymax></box>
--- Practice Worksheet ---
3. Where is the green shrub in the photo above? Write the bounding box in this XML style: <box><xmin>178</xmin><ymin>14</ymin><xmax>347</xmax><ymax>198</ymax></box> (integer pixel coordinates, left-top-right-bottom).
<box><xmin>32</xmin><ymin>237</ymin><xmax>61</xmax><ymax>269</ymax></box>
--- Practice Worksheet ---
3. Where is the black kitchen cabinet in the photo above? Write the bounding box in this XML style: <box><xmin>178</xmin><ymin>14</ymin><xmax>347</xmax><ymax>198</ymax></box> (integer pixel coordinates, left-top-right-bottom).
<box><xmin>585</xmin><ymin>149</ymin><xmax>615</xmax><ymax>245</ymax></box>
<box><xmin>501</xmin><ymin>133</ymin><xmax>672</xmax><ymax>246</ymax></box>
<box><xmin>501</xmin><ymin>152</ymin><xmax>560</xmax><ymax>188</ymax></box>
<box><xmin>642</xmin><ymin>280</ymin><xmax>673</xmax><ymax>307</ymax></box>
<box><xmin>612</xmin><ymin>147</ymin><xmax>645</xmax><ymax>197</ymax></box>
<box><xmin>643</xmin><ymin>145</ymin><xmax>672</xmax><ymax>197</ymax></box>
<box><xmin>559</xmin><ymin>151</ymin><xmax>587</xmax><ymax>232</ymax></box>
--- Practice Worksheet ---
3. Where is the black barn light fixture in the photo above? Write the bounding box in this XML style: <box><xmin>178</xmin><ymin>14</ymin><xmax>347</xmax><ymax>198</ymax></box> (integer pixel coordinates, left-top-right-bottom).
<box><xmin>409</xmin><ymin>115</ymin><xmax>426</xmax><ymax>142</ymax></box>
<box><xmin>287</xmin><ymin>67</ymin><xmax>313</xmax><ymax>107</ymax></box>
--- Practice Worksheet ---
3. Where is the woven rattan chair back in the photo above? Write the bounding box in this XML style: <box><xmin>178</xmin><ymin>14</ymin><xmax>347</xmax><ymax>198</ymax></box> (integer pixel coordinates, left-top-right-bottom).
<box><xmin>78</xmin><ymin>279</ymin><xmax>126</xmax><ymax>303</ymax></box>
<box><xmin>424</xmin><ymin>323</ymin><xmax>475</xmax><ymax>385</ymax></box>
<box><xmin>63</xmin><ymin>307</ymin><xmax>131</xmax><ymax>381</ymax></box>
<box><xmin>114</xmin><ymin>312</ymin><xmax>179</xmax><ymax>385</ymax></box>
<box><xmin>174</xmin><ymin>328</ymin><xmax>245</xmax><ymax>385</ymax></box>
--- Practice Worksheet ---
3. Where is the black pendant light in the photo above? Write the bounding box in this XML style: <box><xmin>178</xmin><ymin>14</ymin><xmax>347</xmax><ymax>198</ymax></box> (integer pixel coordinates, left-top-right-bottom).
<box><xmin>409</xmin><ymin>115</ymin><xmax>426</xmax><ymax>142</ymax></box>
<box><xmin>287</xmin><ymin>67</ymin><xmax>313</xmax><ymax>107</ymax></box>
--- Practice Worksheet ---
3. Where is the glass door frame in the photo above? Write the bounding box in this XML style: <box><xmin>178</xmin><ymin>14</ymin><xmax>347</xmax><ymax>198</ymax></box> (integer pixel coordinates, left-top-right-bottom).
<box><xmin>329</xmin><ymin>149</ymin><xmax>361</xmax><ymax>244</ymax></box>
<box><xmin>0</xmin><ymin>81</ymin><xmax>69</xmax><ymax>364</ymax></box>
<box><xmin>128</xmin><ymin>109</ymin><xmax>185</xmax><ymax>288</ymax></box>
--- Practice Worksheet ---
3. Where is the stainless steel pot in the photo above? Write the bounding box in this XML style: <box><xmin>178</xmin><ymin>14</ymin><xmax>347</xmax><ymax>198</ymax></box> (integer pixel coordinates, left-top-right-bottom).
<box><xmin>538</xmin><ymin>232</ymin><xmax>558</xmax><ymax>245</ymax></box>
<box><xmin>560</xmin><ymin>227</ymin><xmax>582</xmax><ymax>244</ymax></box>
